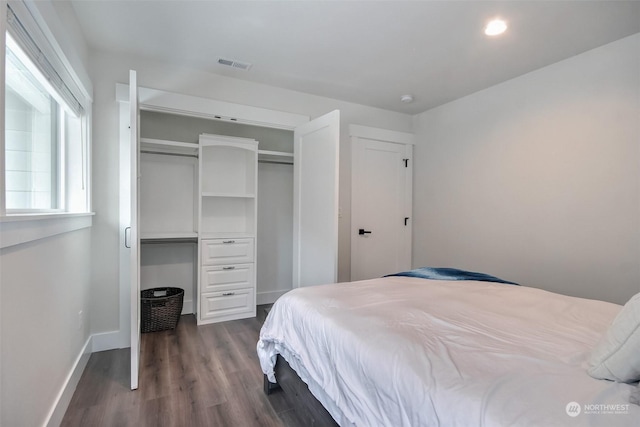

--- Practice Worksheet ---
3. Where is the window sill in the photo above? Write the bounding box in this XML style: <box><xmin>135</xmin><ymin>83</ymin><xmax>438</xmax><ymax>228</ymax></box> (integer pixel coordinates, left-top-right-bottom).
<box><xmin>0</xmin><ymin>212</ymin><xmax>94</xmax><ymax>249</ymax></box>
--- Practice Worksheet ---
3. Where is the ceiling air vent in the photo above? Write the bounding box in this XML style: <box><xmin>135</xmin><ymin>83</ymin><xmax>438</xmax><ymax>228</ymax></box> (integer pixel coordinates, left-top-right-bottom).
<box><xmin>217</xmin><ymin>57</ymin><xmax>252</xmax><ymax>71</ymax></box>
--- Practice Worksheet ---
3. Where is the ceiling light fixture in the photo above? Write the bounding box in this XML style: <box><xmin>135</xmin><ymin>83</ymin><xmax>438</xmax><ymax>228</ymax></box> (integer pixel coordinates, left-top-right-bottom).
<box><xmin>484</xmin><ymin>19</ymin><xmax>508</xmax><ymax>36</ymax></box>
<box><xmin>400</xmin><ymin>94</ymin><xmax>414</xmax><ymax>103</ymax></box>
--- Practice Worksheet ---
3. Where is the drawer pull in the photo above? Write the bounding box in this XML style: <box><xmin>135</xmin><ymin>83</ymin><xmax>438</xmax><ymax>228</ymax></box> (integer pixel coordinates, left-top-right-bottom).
<box><xmin>222</xmin><ymin>240</ymin><xmax>236</xmax><ymax>244</ymax></box>
<box><xmin>222</xmin><ymin>292</ymin><xmax>236</xmax><ymax>296</ymax></box>
<box><xmin>222</xmin><ymin>266</ymin><xmax>236</xmax><ymax>270</ymax></box>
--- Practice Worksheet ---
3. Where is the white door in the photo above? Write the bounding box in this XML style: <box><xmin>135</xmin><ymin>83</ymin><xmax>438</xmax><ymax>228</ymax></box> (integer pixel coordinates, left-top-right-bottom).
<box><xmin>128</xmin><ymin>70</ymin><xmax>141</xmax><ymax>390</ymax></box>
<box><xmin>293</xmin><ymin>110</ymin><xmax>340</xmax><ymax>287</ymax></box>
<box><xmin>351</xmin><ymin>137</ymin><xmax>412</xmax><ymax>281</ymax></box>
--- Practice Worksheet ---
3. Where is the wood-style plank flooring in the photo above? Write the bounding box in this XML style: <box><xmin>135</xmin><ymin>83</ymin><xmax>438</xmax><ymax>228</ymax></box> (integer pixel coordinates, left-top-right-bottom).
<box><xmin>62</xmin><ymin>307</ymin><xmax>309</xmax><ymax>426</ymax></box>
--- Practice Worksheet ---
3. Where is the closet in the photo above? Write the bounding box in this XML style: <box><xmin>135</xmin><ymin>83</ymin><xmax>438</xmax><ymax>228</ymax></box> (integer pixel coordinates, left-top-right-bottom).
<box><xmin>119</xmin><ymin>71</ymin><xmax>340</xmax><ymax>389</ymax></box>
<box><xmin>138</xmin><ymin>111</ymin><xmax>295</xmax><ymax>324</ymax></box>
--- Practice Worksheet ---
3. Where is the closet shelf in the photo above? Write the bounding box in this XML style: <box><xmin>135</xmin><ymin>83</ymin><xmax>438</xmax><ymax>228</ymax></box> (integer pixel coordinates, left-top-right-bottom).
<box><xmin>141</xmin><ymin>138</ymin><xmax>198</xmax><ymax>156</ymax></box>
<box><xmin>201</xmin><ymin>192</ymin><xmax>256</xmax><ymax>198</ymax></box>
<box><xmin>141</xmin><ymin>232</ymin><xmax>198</xmax><ymax>240</ymax></box>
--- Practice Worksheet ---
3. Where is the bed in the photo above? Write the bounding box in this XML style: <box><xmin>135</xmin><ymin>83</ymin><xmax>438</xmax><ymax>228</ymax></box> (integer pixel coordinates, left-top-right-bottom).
<box><xmin>257</xmin><ymin>269</ymin><xmax>640</xmax><ymax>426</ymax></box>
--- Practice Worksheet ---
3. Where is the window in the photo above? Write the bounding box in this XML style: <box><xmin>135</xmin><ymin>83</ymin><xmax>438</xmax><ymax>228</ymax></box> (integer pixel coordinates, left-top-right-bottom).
<box><xmin>5</xmin><ymin>35</ymin><xmax>60</xmax><ymax>211</ymax></box>
<box><xmin>1</xmin><ymin>1</ymin><xmax>92</xmax><ymax>248</ymax></box>
<box><xmin>2</xmin><ymin>3</ymin><xmax>91</xmax><ymax>217</ymax></box>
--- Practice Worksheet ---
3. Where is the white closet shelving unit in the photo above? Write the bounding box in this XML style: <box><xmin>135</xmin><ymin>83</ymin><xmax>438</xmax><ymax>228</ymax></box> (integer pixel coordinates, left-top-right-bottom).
<box><xmin>137</xmin><ymin>128</ymin><xmax>297</xmax><ymax>323</ymax></box>
<box><xmin>197</xmin><ymin>134</ymin><xmax>259</xmax><ymax>324</ymax></box>
<box><xmin>138</xmin><ymin>133</ymin><xmax>276</xmax><ymax>323</ymax></box>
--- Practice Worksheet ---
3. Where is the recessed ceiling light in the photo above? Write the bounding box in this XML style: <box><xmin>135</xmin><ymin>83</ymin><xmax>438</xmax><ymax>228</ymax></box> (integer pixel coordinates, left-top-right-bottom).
<box><xmin>484</xmin><ymin>19</ymin><xmax>507</xmax><ymax>36</ymax></box>
<box><xmin>400</xmin><ymin>94</ymin><xmax>414</xmax><ymax>103</ymax></box>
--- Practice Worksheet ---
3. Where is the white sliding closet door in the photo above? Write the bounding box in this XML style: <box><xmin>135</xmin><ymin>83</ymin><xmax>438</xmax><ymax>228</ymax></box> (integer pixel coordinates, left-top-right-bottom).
<box><xmin>127</xmin><ymin>70</ymin><xmax>141</xmax><ymax>390</ymax></box>
<box><xmin>293</xmin><ymin>110</ymin><xmax>340</xmax><ymax>288</ymax></box>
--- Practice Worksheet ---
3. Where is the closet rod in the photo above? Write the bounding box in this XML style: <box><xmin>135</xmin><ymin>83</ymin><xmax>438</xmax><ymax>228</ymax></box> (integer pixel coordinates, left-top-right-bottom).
<box><xmin>258</xmin><ymin>159</ymin><xmax>293</xmax><ymax>165</ymax></box>
<box><xmin>141</xmin><ymin>238</ymin><xmax>198</xmax><ymax>244</ymax></box>
<box><xmin>141</xmin><ymin>150</ymin><xmax>198</xmax><ymax>159</ymax></box>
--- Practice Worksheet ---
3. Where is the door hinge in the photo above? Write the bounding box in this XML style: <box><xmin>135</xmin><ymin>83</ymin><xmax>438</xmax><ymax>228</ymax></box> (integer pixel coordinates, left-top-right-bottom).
<box><xmin>403</xmin><ymin>158</ymin><xmax>409</xmax><ymax>167</ymax></box>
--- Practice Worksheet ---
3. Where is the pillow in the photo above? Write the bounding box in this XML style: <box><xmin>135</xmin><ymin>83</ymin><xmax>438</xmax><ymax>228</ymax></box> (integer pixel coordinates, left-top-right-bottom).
<box><xmin>588</xmin><ymin>292</ymin><xmax>640</xmax><ymax>383</ymax></box>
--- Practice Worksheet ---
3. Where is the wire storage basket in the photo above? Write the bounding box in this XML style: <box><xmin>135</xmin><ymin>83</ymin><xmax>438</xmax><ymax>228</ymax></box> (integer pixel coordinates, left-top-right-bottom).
<box><xmin>141</xmin><ymin>287</ymin><xmax>184</xmax><ymax>333</ymax></box>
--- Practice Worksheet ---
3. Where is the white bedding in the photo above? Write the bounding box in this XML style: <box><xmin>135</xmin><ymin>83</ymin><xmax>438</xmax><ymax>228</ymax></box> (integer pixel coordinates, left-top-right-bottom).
<box><xmin>257</xmin><ymin>277</ymin><xmax>640</xmax><ymax>426</ymax></box>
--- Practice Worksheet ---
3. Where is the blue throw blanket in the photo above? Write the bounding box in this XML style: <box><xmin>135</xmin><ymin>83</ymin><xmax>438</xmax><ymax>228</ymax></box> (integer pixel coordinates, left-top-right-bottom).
<box><xmin>385</xmin><ymin>267</ymin><xmax>519</xmax><ymax>285</ymax></box>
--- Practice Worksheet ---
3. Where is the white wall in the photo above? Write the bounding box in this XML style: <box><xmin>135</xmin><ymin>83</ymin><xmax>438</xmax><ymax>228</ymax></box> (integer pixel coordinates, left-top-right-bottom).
<box><xmin>0</xmin><ymin>1</ymin><xmax>93</xmax><ymax>425</ymax></box>
<box><xmin>257</xmin><ymin>161</ymin><xmax>294</xmax><ymax>303</ymax></box>
<box><xmin>88</xmin><ymin>51</ymin><xmax>413</xmax><ymax>336</ymax></box>
<box><xmin>412</xmin><ymin>34</ymin><xmax>640</xmax><ymax>305</ymax></box>
<box><xmin>1</xmin><ymin>229</ymin><xmax>92</xmax><ymax>427</ymax></box>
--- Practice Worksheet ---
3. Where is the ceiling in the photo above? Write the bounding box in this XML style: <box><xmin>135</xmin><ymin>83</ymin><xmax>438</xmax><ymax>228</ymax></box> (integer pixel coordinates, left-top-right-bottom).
<box><xmin>68</xmin><ymin>0</ymin><xmax>640</xmax><ymax>114</ymax></box>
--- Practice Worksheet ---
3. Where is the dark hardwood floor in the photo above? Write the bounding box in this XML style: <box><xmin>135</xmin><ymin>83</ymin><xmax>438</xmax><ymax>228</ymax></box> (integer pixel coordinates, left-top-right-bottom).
<box><xmin>62</xmin><ymin>306</ymin><xmax>311</xmax><ymax>426</ymax></box>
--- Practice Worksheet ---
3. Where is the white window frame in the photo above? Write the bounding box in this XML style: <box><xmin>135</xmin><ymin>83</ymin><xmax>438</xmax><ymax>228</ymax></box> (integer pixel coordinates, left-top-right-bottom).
<box><xmin>0</xmin><ymin>0</ymin><xmax>93</xmax><ymax>248</ymax></box>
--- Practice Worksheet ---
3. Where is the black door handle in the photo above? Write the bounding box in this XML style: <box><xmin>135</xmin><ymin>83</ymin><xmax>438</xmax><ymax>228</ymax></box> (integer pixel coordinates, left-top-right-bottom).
<box><xmin>358</xmin><ymin>229</ymin><xmax>372</xmax><ymax>235</ymax></box>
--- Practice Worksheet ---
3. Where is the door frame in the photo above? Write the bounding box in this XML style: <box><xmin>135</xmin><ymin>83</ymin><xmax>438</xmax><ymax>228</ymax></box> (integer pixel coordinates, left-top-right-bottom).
<box><xmin>349</xmin><ymin>125</ymin><xmax>414</xmax><ymax>281</ymax></box>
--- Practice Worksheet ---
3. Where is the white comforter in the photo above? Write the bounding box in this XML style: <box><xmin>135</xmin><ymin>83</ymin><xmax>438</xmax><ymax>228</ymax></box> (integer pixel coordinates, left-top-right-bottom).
<box><xmin>257</xmin><ymin>277</ymin><xmax>640</xmax><ymax>426</ymax></box>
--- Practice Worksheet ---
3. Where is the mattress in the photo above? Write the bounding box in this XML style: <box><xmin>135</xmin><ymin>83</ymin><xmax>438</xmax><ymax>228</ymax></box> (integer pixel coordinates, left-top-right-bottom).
<box><xmin>257</xmin><ymin>276</ymin><xmax>640</xmax><ymax>426</ymax></box>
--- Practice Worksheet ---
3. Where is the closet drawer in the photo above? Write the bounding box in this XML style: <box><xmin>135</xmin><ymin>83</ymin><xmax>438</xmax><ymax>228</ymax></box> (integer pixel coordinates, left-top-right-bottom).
<box><xmin>201</xmin><ymin>264</ymin><xmax>254</xmax><ymax>293</ymax></box>
<box><xmin>200</xmin><ymin>288</ymin><xmax>254</xmax><ymax>320</ymax></box>
<box><xmin>201</xmin><ymin>238</ymin><xmax>254</xmax><ymax>265</ymax></box>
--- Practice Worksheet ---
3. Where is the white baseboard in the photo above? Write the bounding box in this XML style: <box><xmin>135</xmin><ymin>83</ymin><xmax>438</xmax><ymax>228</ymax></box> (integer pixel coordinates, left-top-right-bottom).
<box><xmin>93</xmin><ymin>300</ymin><xmax>193</xmax><ymax>353</ymax></box>
<box><xmin>91</xmin><ymin>330</ymin><xmax>121</xmax><ymax>353</ymax></box>
<box><xmin>44</xmin><ymin>336</ymin><xmax>92</xmax><ymax>427</ymax></box>
<box><xmin>257</xmin><ymin>289</ymin><xmax>290</xmax><ymax>305</ymax></box>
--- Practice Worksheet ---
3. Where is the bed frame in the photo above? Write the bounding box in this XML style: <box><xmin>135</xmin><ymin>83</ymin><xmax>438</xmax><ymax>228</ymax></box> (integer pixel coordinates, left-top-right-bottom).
<box><xmin>264</xmin><ymin>354</ymin><xmax>338</xmax><ymax>426</ymax></box>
